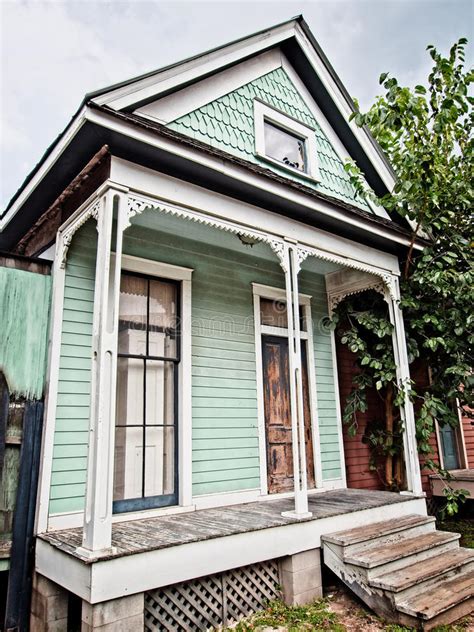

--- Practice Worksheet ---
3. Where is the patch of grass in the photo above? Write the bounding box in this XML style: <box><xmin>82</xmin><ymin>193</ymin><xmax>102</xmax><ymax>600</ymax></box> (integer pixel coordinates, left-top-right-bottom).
<box><xmin>230</xmin><ymin>599</ymin><xmax>344</xmax><ymax>631</ymax></box>
<box><xmin>431</xmin><ymin>617</ymin><xmax>473</xmax><ymax>631</ymax></box>
<box><xmin>437</xmin><ymin>518</ymin><xmax>474</xmax><ymax>548</ymax></box>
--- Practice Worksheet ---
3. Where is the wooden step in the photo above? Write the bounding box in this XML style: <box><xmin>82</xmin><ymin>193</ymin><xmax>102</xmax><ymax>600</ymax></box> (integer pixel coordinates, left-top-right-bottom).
<box><xmin>396</xmin><ymin>568</ymin><xmax>474</xmax><ymax>622</ymax></box>
<box><xmin>345</xmin><ymin>531</ymin><xmax>460</xmax><ymax>569</ymax></box>
<box><xmin>370</xmin><ymin>547</ymin><xmax>474</xmax><ymax>592</ymax></box>
<box><xmin>322</xmin><ymin>514</ymin><xmax>435</xmax><ymax>547</ymax></box>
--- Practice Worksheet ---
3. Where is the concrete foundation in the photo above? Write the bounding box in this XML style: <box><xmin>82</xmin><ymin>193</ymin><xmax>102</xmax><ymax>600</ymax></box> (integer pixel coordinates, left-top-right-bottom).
<box><xmin>30</xmin><ymin>573</ymin><xmax>69</xmax><ymax>632</ymax></box>
<box><xmin>279</xmin><ymin>548</ymin><xmax>323</xmax><ymax>606</ymax></box>
<box><xmin>81</xmin><ymin>593</ymin><xmax>144</xmax><ymax>631</ymax></box>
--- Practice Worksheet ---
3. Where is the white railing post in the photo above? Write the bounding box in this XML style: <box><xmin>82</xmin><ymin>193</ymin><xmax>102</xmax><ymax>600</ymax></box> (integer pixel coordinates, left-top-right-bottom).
<box><xmin>281</xmin><ymin>243</ymin><xmax>311</xmax><ymax>518</ymax></box>
<box><xmin>385</xmin><ymin>276</ymin><xmax>423</xmax><ymax>496</ymax></box>
<box><xmin>80</xmin><ymin>188</ymin><xmax>128</xmax><ymax>555</ymax></box>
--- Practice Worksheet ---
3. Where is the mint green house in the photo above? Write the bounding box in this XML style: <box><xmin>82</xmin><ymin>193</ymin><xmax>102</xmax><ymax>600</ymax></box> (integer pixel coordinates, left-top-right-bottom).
<box><xmin>4</xmin><ymin>16</ymin><xmax>458</xmax><ymax>632</ymax></box>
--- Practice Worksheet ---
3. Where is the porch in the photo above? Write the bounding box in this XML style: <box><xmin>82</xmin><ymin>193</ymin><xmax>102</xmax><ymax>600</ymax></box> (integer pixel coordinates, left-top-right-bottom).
<box><xmin>430</xmin><ymin>469</ymin><xmax>474</xmax><ymax>499</ymax></box>
<box><xmin>35</xmin><ymin>488</ymin><xmax>427</xmax><ymax>606</ymax></box>
<box><xmin>40</xmin><ymin>178</ymin><xmax>423</xmax><ymax>544</ymax></box>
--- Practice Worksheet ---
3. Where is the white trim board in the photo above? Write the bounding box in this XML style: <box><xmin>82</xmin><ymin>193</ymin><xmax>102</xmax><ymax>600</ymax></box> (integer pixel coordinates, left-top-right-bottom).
<box><xmin>109</xmin><ymin>159</ymin><xmax>405</xmax><ymax>271</ymax></box>
<box><xmin>120</xmin><ymin>253</ymin><xmax>194</xmax><ymax>509</ymax></box>
<box><xmin>92</xmin><ymin>23</ymin><xmax>295</xmax><ymax>110</ymax></box>
<box><xmin>35</xmin><ymin>496</ymin><xmax>427</xmax><ymax>603</ymax></box>
<box><xmin>136</xmin><ymin>49</ymin><xmax>282</xmax><ymax>124</ymax></box>
<box><xmin>254</xmin><ymin>99</ymin><xmax>320</xmax><ymax>183</ymax></box>
<box><xmin>96</xmin><ymin>112</ymin><xmax>411</xmax><ymax>250</ymax></box>
<box><xmin>252</xmin><ymin>282</ymin><xmax>323</xmax><ymax>494</ymax></box>
<box><xmin>94</xmin><ymin>19</ymin><xmax>395</xmax><ymax>193</ymax></box>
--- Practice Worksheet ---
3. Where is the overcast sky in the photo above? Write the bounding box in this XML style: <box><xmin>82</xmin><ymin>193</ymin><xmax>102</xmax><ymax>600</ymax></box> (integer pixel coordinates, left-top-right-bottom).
<box><xmin>1</xmin><ymin>0</ymin><xmax>472</xmax><ymax>210</ymax></box>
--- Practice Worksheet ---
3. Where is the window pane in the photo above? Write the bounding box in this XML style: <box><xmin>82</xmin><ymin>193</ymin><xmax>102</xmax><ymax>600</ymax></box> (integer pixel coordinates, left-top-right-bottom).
<box><xmin>118</xmin><ymin>274</ymin><xmax>147</xmax><ymax>355</ymax></box>
<box><xmin>149</xmin><ymin>280</ymin><xmax>178</xmax><ymax>358</ymax></box>
<box><xmin>261</xmin><ymin>298</ymin><xmax>288</xmax><ymax>328</ymax></box>
<box><xmin>260</xmin><ymin>298</ymin><xmax>307</xmax><ymax>330</ymax></box>
<box><xmin>264</xmin><ymin>121</ymin><xmax>307</xmax><ymax>172</ymax></box>
<box><xmin>145</xmin><ymin>360</ymin><xmax>175</xmax><ymax>426</ymax></box>
<box><xmin>116</xmin><ymin>357</ymin><xmax>144</xmax><ymax>427</ymax></box>
<box><xmin>113</xmin><ymin>426</ymin><xmax>144</xmax><ymax>501</ymax></box>
<box><xmin>144</xmin><ymin>426</ymin><xmax>175</xmax><ymax>496</ymax></box>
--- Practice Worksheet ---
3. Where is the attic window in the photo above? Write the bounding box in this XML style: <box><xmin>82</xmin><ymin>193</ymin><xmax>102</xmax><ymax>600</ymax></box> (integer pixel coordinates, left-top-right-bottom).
<box><xmin>264</xmin><ymin>121</ymin><xmax>306</xmax><ymax>172</ymax></box>
<box><xmin>254</xmin><ymin>100</ymin><xmax>319</xmax><ymax>181</ymax></box>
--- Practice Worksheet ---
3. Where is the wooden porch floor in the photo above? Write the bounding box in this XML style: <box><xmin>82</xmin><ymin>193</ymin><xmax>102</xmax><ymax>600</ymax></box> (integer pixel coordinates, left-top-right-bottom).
<box><xmin>40</xmin><ymin>489</ymin><xmax>413</xmax><ymax>564</ymax></box>
<box><xmin>430</xmin><ymin>468</ymin><xmax>474</xmax><ymax>498</ymax></box>
<box><xmin>445</xmin><ymin>469</ymin><xmax>474</xmax><ymax>481</ymax></box>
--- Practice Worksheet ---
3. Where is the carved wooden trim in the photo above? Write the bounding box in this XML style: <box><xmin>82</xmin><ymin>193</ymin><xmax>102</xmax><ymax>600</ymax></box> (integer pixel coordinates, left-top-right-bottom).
<box><xmin>59</xmin><ymin>198</ymin><xmax>101</xmax><ymax>268</ymax></box>
<box><xmin>125</xmin><ymin>193</ymin><xmax>399</xmax><ymax>298</ymax></box>
<box><xmin>126</xmin><ymin>193</ymin><xmax>288</xmax><ymax>269</ymax></box>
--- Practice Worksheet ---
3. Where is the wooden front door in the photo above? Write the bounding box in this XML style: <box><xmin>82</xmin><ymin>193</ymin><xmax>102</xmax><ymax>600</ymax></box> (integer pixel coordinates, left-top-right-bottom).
<box><xmin>262</xmin><ymin>335</ymin><xmax>315</xmax><ymax>493</ymax></box>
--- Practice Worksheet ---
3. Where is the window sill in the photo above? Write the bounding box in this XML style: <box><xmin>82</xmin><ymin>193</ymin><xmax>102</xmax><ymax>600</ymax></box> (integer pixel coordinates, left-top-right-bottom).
<box><xmin>256</xmin><ymin>151</ymin><xmax>319</xmax><ymax>185</ymax></box>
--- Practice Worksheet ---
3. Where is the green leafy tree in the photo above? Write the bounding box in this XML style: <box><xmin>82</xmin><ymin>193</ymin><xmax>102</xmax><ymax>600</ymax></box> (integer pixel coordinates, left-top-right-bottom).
<box><xmin>336</xmin><ymin>39</ymin><xmax>473</xmax><ymax>502</ymax></box>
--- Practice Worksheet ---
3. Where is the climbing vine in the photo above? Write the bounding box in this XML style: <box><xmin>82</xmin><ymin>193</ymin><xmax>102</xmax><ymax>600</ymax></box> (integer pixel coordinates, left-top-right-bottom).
<box><xmin>332</xmin><ymin>291</ymin><xmax>406</xmax><ymax>489</ymax></box>
<box><xmin>337</xmin><ymin>38</ymin><xmax>473</xmax><ymax>507</ymax></box>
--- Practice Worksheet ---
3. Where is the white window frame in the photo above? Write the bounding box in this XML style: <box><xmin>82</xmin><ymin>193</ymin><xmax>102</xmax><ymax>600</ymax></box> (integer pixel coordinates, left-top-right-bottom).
<box><xmin>252</xmin><ymin>283</ymin><xmax>323</xmax><ymax>495</ymax></box>
<box><xmin>254</xmin><ymin>99</ymin><xmax>320</xmax><ymax>182</ymax></box>
<box><xmin>118</xmin><ymin>254</ymin><xmax>194</xmax><ymax>511</ymax></box>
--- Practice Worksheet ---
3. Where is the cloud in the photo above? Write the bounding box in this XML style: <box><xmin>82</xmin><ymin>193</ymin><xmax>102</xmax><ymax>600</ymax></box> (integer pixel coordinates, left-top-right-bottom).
<box><xmin>1</xmin><ymin>0</ymin><xmax>472</xmax><ymax>210</ymax></box>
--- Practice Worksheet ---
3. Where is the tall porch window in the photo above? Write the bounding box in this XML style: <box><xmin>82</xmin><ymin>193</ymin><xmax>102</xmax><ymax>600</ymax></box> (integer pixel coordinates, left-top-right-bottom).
<box><xmin>113</xmin><ymin>271</ymin><xmax>180</xmax><ymax>512</ymax></box>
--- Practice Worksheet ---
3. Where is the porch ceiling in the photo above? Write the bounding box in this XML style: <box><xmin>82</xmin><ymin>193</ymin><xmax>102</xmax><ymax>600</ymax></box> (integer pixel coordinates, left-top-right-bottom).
<box><xmin>128</xmin><ymin>209</ymin><xmax>342</xmax><ymax>275</ymax></box>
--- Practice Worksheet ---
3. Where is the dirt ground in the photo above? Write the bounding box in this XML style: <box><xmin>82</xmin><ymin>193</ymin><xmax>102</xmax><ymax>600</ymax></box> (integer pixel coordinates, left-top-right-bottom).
<box><xmin>324</xmin><ymin>583</ymin><xmax>474</xmax><ymax>631</ymax></box>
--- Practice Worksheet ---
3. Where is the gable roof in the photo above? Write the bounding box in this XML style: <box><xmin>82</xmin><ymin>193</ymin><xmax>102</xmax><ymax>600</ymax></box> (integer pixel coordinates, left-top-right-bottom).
<box><xmin>1</xmin><ymin>15</ymin><xmax>404</xmax><ymax>251</ymax></box>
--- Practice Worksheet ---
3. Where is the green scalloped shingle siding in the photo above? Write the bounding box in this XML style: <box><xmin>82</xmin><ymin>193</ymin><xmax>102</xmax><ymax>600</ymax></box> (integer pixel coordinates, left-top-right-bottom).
<box><xmin>168</xmin><ymin>67</ymin><xmax>371</xmax><ymax>211</ymax></box>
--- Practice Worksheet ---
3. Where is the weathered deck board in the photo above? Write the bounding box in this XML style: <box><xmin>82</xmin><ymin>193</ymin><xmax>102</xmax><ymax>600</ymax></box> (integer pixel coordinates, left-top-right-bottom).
<box><xmin>40</xmin><ymin>489</ymin><xmax>411</xmax><ymax>564</ymax></box>
<box><xmin>446</xmin><ymin>469</ymin><xmax>474</xmax><ymax>481</ymax></box>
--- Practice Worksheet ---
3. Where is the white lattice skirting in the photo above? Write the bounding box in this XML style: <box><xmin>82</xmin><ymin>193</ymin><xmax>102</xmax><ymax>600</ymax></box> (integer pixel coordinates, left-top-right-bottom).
<box><xmin>144</xmin><ymin>559</ymin><xmax>281</xmax><ymax>630</ymax></box>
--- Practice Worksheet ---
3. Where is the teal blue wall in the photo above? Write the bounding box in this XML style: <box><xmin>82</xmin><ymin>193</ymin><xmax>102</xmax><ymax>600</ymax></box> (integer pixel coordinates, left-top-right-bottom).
<box><xmin>49</xmin><ymin>220</ymin><xmax>342</xmax><ymax>514</ymax></box>
<box><xmin>49</xmin><ymin>221</ymin><xmax>97</xmax><ymax>514</ymax></box>
<box><xmin>168</xmin><ymin>67</ymin><xmax>371</xmax><ymax>213</ymax></box>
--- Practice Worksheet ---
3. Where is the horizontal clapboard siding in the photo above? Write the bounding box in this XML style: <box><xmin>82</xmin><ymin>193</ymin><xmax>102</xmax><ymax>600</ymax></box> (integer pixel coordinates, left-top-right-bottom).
<box><xmin>48</xmin><ymin>219</ymin><xmax>343</xmax><ymax>515</ymax></box>
<box><xmin>49</xmin><ymin>221</ymin><xmax>97</xmax><ymax>515</ymax></box>
<box><xmin>299</xmin><ymin>271</ymin><xmax>342</xmax><ymax>480</ymax></box>
<box><xmin>124</xmin><ymin>227</ymin><xmax>270</xmax><ymax>496</ymax></box>
<box><xmin>124</xmin><ymin>225</ymin><xmax>343</xmax><ymax>495</ymax></box>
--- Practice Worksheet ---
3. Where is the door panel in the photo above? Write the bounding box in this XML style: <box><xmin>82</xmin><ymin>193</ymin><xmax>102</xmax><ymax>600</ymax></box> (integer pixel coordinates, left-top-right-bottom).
<box><xmin>262</xmin><ymin>335</ymin><xmax>315</xmax><ymax>493</ymax></box>
<box><xmin>440</xmin><ymin>423</ymin><xmax>460</xmax><ymax>470</ymax></box>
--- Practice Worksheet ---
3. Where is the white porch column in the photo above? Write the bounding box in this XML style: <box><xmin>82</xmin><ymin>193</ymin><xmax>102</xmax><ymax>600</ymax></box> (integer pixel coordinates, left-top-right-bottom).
<box><xmin>385</xmin><ymin>276</ymin><xmax>423</xmax><ymax>496</ymax></box>
<box><xmin>281</xmin><ymin>243</ymin><xmax>311</xmax><ymax>518</ymax></box>
<box><xmin>80</xmin><ymin>188</ymin><xmax>128</xmax><ymax>554</ymax></box>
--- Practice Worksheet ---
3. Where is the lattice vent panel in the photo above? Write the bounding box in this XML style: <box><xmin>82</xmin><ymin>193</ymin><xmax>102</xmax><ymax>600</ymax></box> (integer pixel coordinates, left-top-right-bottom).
<box><xmin>144</xmin><ymin>559</ymin><xmax>281</xmax><ymax>631</ymax></box>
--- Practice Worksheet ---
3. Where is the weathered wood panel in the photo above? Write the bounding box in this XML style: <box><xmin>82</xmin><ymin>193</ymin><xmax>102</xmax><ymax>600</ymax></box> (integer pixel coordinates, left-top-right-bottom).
<box><xmin>40</xmin><ymin>489</ymin><xmax>410</xmax><ymax>563</ymax></box>
<box><xmin>0</xmin><ymin>266</ymin><xmax>51</xmax><ymax>400</ymax></box>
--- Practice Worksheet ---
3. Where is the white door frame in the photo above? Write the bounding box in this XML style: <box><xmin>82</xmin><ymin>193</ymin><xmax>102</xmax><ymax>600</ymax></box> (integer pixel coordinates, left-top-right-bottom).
<box><xmin>252</xmin><ymin>282</ymin><xmax>323</xmax><ymax>496</ymax></box>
